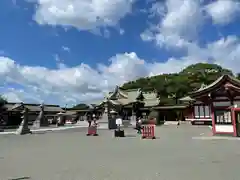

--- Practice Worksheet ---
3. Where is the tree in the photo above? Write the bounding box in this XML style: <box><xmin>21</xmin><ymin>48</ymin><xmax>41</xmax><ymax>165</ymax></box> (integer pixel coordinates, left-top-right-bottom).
<box><xmin>121</xmin><ymin>63</ymin><xmax>234</xmax><ymax>105</ymax></box>
<box><xmin>180</xmin><ymin>63</ymin><xmax>233</xmax><ymax>90</ymax></box>
<box><xmin>165</xmin><ymin>74</ymin><xmax>189</xmax><ymax>104</ymax></box>
<box><xmin>0</xmin><ymin>96</ymin><xmax>7</xmax><ymax>125</ymax></box>
<box><xmin>0</xmin><ymin>96</ymin><xmax>7</xmax><ymax>107</ymax></box>
<box><xmin>72</xmin><ymin>103</ymin><xmax>89</xmax><ymax>110</ymax></box>
<box><xmin>237</xmin><ymin>73</ymin><xmax>240</xmax><ymax>80</ymax></box>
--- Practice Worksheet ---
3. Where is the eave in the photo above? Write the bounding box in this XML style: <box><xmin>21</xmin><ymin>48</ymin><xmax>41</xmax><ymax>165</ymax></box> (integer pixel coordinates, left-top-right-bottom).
<box><xmin>189</xmin><ymin>75</ymin><xmax>240</xmax><ymax>98</ymax></box>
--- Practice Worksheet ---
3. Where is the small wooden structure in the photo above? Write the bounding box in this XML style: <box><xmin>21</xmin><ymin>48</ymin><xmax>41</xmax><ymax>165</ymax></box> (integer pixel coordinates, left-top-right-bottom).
<box><xmin>2</xmin><ymin>102</ymin><xmax>64</xmax><ymax>127</ymax></box>
<box><xmin>181</xmin><ymin>75</ymin><xmax>240</xmax><ymax>137</ymax></box>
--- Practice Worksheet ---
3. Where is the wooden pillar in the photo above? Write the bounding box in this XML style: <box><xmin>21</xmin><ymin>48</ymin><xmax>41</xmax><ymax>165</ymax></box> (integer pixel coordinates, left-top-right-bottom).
<box><xmin>230</xmin><ymin>92</ymin><xmax>237</xmax><ymax>136</ymax></box>
<box><xmin>232</xmin><ymin>108</ymin><xmax>237</xmax><ymax>137</ymax></box>
<box><xmin>210</xmin><ymin>100</ymin><xmax>216</xmax><ymax>135</ymax></box>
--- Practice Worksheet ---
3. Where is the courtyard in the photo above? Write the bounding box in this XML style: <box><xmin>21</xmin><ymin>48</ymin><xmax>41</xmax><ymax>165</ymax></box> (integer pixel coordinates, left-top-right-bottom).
<box><xmin>0</xmin><ymin>125</ymin><xmax>240</xmax><ymax>180</ymax></box>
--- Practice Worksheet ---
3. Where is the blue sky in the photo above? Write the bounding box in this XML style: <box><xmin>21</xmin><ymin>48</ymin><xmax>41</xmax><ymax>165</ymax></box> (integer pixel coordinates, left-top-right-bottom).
<box><xmin>0</xmin><ymin>0</ymin><xmax>240</xmax><ymax>106</ymax></box>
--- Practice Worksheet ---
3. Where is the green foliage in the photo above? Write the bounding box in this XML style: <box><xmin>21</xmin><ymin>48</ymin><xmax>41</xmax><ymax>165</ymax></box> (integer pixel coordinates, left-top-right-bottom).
<box><xmin>148</xmin><ymin>110</ymin><xmax>159</xmax><ymax>119</ymax></box>
<box><xmin>122</xmin><ymin>63</ymin><xmax>234</xmax><ymax>105</ymax></box>
<box><xmin>72</xmin><ymin>103</ymin><xmax>89</xmax><ymax>110</ymax></box>
<box><xmin>0</xmin><ymin>96</ymin><xmax>7</xmax><ymax>112</ymax></box>
<box><xmin>237</xmin><ymin>73</ymin><xmax>240</xmax><ymax>80</ymax></box>
<box><xmin>0</xmin><ymin>96</ymin><xmax>7</xmax><ymax>104</ymax></box>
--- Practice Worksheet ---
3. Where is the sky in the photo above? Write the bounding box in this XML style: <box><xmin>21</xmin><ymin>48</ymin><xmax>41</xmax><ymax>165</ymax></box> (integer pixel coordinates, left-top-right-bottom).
<box><xmin>0</xmin><ymin>0</ymin><xmax>240</xmax><ymax>107</ymax></box>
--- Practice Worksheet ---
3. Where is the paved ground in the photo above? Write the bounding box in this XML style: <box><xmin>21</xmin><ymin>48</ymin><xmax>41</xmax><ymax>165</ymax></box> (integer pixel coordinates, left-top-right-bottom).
<box><xmin>0</xmin><ymin>125</ymin><xmax>240</xmax><ymax>180</ymax></box>
<box><xmin>0</xmin><ymin>122</ymin><xmax>110</xmax><ymax>135</ymax></box>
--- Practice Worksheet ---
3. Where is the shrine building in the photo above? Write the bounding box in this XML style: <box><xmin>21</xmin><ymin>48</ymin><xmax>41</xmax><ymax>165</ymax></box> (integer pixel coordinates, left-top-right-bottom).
<box><xmin>180</xmin><ymin>75</ymin><xmax>240</xmax><ymax>137</ymax></box>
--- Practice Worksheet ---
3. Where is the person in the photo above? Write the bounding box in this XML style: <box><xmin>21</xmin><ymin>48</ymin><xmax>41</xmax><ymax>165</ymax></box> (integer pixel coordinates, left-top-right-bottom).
<box><xmin>87</xmin><ymin>114</ymin><xmax>92</xmax><ymax>127</ymax></box>
<box><xmin>177</xmin><ymin>119</ymin><xmax>180</xmax><ymax>127</ymax></box>
<box><xmin>92</xmin><ymin>114</ymin><xmax>97</xmax><ymax>125</ymax></box>
<box><xmin>136</xmin><ymin>117</ymin><xmax>142</xmax><ymax>134</ymax></box>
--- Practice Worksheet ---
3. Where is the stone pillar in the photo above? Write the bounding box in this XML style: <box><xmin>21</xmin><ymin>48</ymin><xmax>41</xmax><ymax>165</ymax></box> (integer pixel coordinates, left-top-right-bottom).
<box><xmin>33</xmin><ymin>104</ymin><xmax>48</xmax><ymax>128</ymax></box>
<box><xmin>100</xmin><ymin>101</ymin><xmax>109</xmax><ymax>123</ymax></box>
<box><xmin>131</xmin><ymin>104</ymin><xmax>136</xmax><ymax>126</ymax></box>
<box><xmin>56</xmin><ymin>115</ymin><xmax>64</xmax><ymax>126</ymax></box>
<box><xmin>0</xmin><ymin>115</ymin><xmax>4</xmax><ymax>132</ymax></box>
<box><xmin>16</xmin><ymin>107</ymin><xmax>31</xmax><ymax>135</ymax></box>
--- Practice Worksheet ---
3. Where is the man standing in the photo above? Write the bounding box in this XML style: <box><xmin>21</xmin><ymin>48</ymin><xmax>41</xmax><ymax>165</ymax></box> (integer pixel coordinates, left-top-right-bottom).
<box><xmin>87</xmin><ymin>113</ymin><xmax>92</xmax><ymax>127</ymax></box>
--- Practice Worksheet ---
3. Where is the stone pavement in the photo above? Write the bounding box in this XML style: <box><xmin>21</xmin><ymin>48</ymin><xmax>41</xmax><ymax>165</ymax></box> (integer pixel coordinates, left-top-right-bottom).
<box><xmin>192</xmin><ymin>136</ymin><xmax>240</xmax><ymax>140</ymax></box>
<box><xmin>0</xmin><ymin>122</ymin><xmax>110</xmax><ymax>135</ymax></box>
<box><xmin>1</xmin><ymin>125</ymin><xmax>240</xmax><ymax>180</ymax></box>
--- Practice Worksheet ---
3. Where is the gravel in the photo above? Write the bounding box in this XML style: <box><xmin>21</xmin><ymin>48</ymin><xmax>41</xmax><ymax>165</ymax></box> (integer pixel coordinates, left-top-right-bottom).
<box><xmin>0</xmin><ymin>125</ymin><xmax>240</xmax><ymax>180</ymax></box>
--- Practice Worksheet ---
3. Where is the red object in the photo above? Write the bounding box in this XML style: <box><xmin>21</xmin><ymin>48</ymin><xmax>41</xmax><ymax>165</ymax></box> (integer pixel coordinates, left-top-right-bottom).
<box><xmin>142</xmin><ymin>125</ymin><xmax>156</xmax><ymax>139</ymax></box>
<box><xmin>87</xmin><ymin>125</ymin><xmax>98</xmax><ymax>136</ymax></box>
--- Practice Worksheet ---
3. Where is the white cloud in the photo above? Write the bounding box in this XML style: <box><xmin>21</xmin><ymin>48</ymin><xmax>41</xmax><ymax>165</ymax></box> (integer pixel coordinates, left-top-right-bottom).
<box><xmin>62</xmin><ymin>46</ymin><xmax>70</xmax><ymax>52</ymax></box>
<box><xmin>141</xmin><ymin>0</ymin><xmax>240</xmax><ymax>50</ymax></box>
<box><xmin>3</xmin><ymin>0</ymin><xmax>240</xmax><ymax>106</ymax></box>
<box><xmin>30</xmin><ymin>0</ymin><xmax>135</xmax><ymax>32</ymax></box>
<box><xmin>207</xmin><ymin>36</ymin><xmax>240</xmax><ymax>70</ymax></box>
<box><xmin>205</xmin><ymin>0</ymin><xmax>240</xmax><ymax>25</ymax></box>
<box><xmin>139</xmin><ymin>0</ymin><xmax>240</xmax><ymax>73</ymax></box>
<box><xmin>2</xmin><ymin>33</ymin><xmax>240</xmax><ymax>106</ymax></box>
<box><xmin>141</xmin><ymin>0</ymin><xmax>204</xmax><ymax>49</ymax></box>
<box><xmin>119</xmin><ymin>28</ymin><xmax>125</xmax><ymax>35</ymax></box>
<box><xmin>0</xmin><ymin>52</ymin><xmax>204</xmax><ymax>105</ymax></box>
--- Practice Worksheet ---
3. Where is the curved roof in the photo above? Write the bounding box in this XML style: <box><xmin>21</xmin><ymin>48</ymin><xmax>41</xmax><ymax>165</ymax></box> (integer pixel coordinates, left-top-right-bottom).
<box><xmin>189</xmin><ymin>75</ymin><xmax>240</xmax><ymax>97</ymax></box>
<box><xmin>5</xmin><ymin>103</ymin><xmax>64</xmax><ymax>112</ymax></box>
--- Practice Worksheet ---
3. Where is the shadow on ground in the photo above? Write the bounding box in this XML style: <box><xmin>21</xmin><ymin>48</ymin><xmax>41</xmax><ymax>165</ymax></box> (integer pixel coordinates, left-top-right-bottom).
<box><xmin>9</xmin><ymin>176</ymin><xmax>31</xmax><ymax>180</ymax></box>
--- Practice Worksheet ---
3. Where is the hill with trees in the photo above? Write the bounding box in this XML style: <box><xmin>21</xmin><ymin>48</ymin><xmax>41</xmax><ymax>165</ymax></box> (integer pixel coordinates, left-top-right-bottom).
<box><xmin>71</xmin><ymin>103</ymin><xmax>90</xmax><ymax>110</ymax></box>
<box><xmin>121</xmin><ymin>63</ymin><xmax>234</xmax><ymax>105</ymax></box>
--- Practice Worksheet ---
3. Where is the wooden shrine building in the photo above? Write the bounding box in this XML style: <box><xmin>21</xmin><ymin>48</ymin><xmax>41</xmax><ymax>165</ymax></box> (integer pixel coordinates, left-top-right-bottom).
<box><xmin>1</xmin><ymin>102</ymin><xmax>64</xmax><ymax>127</ymax></box>
<box><xmin>92</xmin><ymin>86</ymin><xmax>160</xmax><ymax>121</ymax></box>
<box><xmin>180</xmin><ymin>75</ymin><xmax>240</xmax><ymax>137</ymax></box>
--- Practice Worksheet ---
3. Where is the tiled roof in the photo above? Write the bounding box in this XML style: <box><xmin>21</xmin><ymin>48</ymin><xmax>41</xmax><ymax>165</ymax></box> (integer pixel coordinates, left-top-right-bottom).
<box><xmin>190</xmin><ymin>74</ymin><xmax>240</xmax><ymax>96</ymax></box>
<box><xmin>143</xmin><ymin>92</ymin><xmax>159</xmax><ymax>107</ymax></box>
<box><xmin>95</xmin><ymin>86</ymin><xmax>159</xmax><ymax>107</ymax></box>
<box><xmin>4</xmin><ymin>103</ymin><xmax>64</xmax><ymax>112</ymax></box>
<box><xmin>153</xmin><ymin>105</ymin><xmax>187</xmax><ymax>109</ymax></box>
<box><xmin>144</xmin><ymin>99</ymin><xmax>160</xmax><ymax>107</ymax></box>
<box><xmin>179</xmin><ymin>96</ymin><xmax>195</xmax><ymax>102</ymax></box>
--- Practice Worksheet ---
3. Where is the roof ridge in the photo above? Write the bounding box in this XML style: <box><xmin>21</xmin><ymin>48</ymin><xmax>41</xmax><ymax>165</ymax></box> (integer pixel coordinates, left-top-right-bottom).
<box><xmin>190</xmin><ymin>74</ymin><xmax>240</xmax><ymax>95</ymax></box>
<box><xmin>122</xmin><ymin>88</ymin><xmax>141</xmax><ymax>92</ymax></box>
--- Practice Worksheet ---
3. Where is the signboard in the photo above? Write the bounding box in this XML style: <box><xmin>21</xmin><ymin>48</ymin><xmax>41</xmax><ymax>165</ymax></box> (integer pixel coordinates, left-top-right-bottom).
<box><xmin>116</xmin><ymin>118</ymin><xmax>122</xmax><ymax>125</ymax></box>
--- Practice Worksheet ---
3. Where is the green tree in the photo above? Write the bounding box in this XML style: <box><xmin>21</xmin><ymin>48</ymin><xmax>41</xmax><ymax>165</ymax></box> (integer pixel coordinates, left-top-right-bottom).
<box><xmin>72</xmin><ymin>103</ymin><xmax>89</xmax><ymax>110</ymax></box>
<box><xmin>0</xmin><ymin>96</ymin><xmax>7</xmax><ymax>125</ymax></box>
<box><xmin>0</xmin><ymin>96</ymin><xmax>7</xmax><ymax>107</ymax></box>
<box><xmin>121</xmin><ymin>63</ymin><xmax>234</xmax><ymax>105</ymax></box>
<box><xmin>180</xmin><ymin>63</ymin><xmax>233</xmax><ymax>90</ymax></box>
<box><xmin>237</xmin><ymin>73</ymin><xmax>240</xmax><ymax>80</ymax></box>
<box><xmin>165</xmin><ymin>74</ymin><xmax>189</xmax><ymax>104</ymax></box>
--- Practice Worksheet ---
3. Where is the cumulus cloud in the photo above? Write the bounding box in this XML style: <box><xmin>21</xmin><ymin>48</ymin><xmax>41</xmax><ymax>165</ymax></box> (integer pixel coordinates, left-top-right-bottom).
<box><xmin>139</xmin><ymin>0</ymin><xmax>240</xmax><ymax>74</ymax></box>
<box><xmin>141</xmin><ymin>0</ymin><xmax>240</xmax><ymax>48</ymax></box>
<box><xmin>1</xmin><ymin>53</ymin><xmax>168</xmax><ymax>105</ymax></box>
<box><xmin>4</xmin><ymin>0</ymin><xmax>240</xmax><ymax>106</ymax></box>
<box><xmin>205</xmin><ymin>0</ymin><xmax>240</xmax><ymax>25</ymax></box>
<box><xmin>2</xmin><ymin>33</ymin><xmax>240</xmax><ymax>105</ymax></box>
<box><xmin>141</xmin><ymin>0</ymin><xmax>204</xmax><ymax>49</ymax></box>
<box><xmin>0</xmin><ymin>52</ymin><xmax>201</xmax><ymax>105</ymax></box>
<box><xmin>30</xmin><ymin>0</ymin><xmax>135</xmax><ymax>32</ymax></box>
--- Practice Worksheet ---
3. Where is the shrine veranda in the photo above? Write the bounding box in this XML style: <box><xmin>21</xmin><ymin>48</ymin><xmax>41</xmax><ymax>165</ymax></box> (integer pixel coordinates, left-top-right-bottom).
<box><xmin>1</xmin><ymin>125</ymin><xmax>240</xmax><ymax>180</ymax></box>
